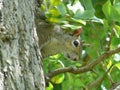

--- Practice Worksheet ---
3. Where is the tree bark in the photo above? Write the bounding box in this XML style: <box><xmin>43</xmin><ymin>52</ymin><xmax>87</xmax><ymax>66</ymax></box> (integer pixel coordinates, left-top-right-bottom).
<box><xmin>0</xmin><ymin>0</ymin><xmax>45</xmax><ymax>90</ymax></box>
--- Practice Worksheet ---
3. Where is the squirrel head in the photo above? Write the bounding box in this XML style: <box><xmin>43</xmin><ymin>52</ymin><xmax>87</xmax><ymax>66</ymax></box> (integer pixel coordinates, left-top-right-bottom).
<box><xmin>61</xmin><ymin>28</ymin><xmax>82</xmax><ymax>61</ymax></box>
<box><xmin>40</xmin><ymin>27</ymin><xmax>82</xmax><ymax>61</ymax></box>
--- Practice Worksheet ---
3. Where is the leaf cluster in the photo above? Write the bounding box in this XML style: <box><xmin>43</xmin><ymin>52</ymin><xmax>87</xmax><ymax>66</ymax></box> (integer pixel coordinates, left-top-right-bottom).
<box><xmin>41</xmin><ymin>0</ymin><xmax>120</xmax><ymax>90</ymax></box>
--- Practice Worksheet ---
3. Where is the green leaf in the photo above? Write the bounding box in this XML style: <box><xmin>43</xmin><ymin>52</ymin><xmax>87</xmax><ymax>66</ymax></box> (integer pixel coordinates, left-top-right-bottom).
<box><xmin>115</xmin><ymin>63</ymin><xmax>120</xmax><ymax>70</ymax></box>
<box><xmin>51</xmin><ymin>74</ymin><xmax>65</xmax><ymax>84</ymax></box>
<box><xmin>57</xmin><ymin>3</ymin><xmax>67</xmax><ymax>16</ymax></box>
<box><xmin>71</xmin><ymin>18</ymin><xmax>86</xmax><ymax>25</ymax></box>
<box><xmin>102</xmin><ymin>0</ymin><xmax>111</xmax><ymax>19</ymax></box>
<box><xmin>107</xmin><ymin>60</ymin><xmax>112</xmax><ymax>69</ymax></box>
<box><xmin>115</xmin><ymin>25</ymin><xmax>120</xmax><ymax>36</ymax></box>
<box><xmin>90</xmin><ymin>16</ymin><xmax>103</xmax><ymax>24</ymax></box>
<box><xmin>46</xmin><ymin>82</ymin><xmax>53</xmax><ymax>90</ymax></box>
<box><xmin>50</xmin><ymin>0</ymin><xmax>61</xmax><ymax>6</ymax></box>
<box><xmin>113</xmin><ymin>28</ymin><xmax>119</xmax><ymax>38</ymax></box>
<box><xmin>62</xmin><ymin>24</ymin><xmax>82</xmax><ymax>30</ymax></box>
<box><xmin>81</xmin><ymin>0</ymin><xmax>95</xmax><ymax>12</ymax></box>
<box><xmin>49</xmin><ymin>8</ymin><xmax>60</xmax><ymax>17</ymax></box>
<box><xmin>111</xmin><ymin>36</ymin><xmax>120</xmax><ymax>46</ymax></box>
<box><xmin>40</xmin><ymin>4</ymin><xmax>46</xmax><ymax>10</ymax></box>
<box><xmin>48</xmin><ymin>18</ymin><xmax>60</xmax><ymax>23</ymax></box>
<box><xmin>47</xmin><ymin>17</ymin><xmax>68</xmax><ymax>24</ymax></box>
<box><xmin>110</xmin><ymin>4</ymin><xmax>120</xmax><ymax>22</ymax></box>
<box><xmin>102</xmin><ymin>0</ymin><xmax>120</xmax><ymax>22</ymax></box>
<box><xmin>113</xmin><ymin>0</ymin><xmax>120</xmax><ymax>4</ymax></box>
<box><xmin>103</xmin><ymin>19</ymin><xmax>109</xmax><ymax>31</ymax></box>
<box><xmin>74</xmin><ymin>9</ymin><xmax>94</xmax><ymax>20</ymax></box>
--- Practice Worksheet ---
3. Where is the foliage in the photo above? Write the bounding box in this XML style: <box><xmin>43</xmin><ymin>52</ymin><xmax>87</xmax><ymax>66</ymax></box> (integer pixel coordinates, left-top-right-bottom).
<box><xmin>41</xmin><ymin>0</ymin><xmax>120</xmax><ymax>90</ymax></box>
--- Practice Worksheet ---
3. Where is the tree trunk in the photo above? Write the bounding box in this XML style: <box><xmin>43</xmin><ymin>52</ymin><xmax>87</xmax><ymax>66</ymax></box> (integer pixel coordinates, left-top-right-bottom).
<box><xmin>0</xmin><ymin>0</ymin><xmax>45</xmax><ymax>90</ymax></box>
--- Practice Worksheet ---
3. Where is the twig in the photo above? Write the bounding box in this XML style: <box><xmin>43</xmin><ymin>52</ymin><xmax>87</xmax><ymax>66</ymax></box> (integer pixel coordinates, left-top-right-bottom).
<box><xmin>46</xmin><ymin>47</ymin><xmax>120</xmax><ymax>82</ymax></box>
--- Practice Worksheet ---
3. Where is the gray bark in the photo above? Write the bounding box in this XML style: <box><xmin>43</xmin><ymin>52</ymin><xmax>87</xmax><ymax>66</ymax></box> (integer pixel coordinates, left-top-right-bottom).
<box><xmin>0</xmin><ymin>0</ymin><xmax>45</xmax><ymax>90</ymax></box>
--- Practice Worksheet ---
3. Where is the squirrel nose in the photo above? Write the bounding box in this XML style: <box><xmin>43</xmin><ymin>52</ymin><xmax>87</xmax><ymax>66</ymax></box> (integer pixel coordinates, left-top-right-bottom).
<box><xmin>67</xmin><ymin>54</ymin><xmax>79</xmax><ymax>61</ymax></box>
<box><xmin>73</xmin><ymin>58</ymin><xmax>78</xmax><ymax>61</ymax></box>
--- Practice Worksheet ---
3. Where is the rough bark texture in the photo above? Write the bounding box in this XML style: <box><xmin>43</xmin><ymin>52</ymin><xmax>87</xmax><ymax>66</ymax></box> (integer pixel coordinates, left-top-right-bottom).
<box><xmin>0</xmin><ymin>0</ymin><xmax>45</xmax><ymax>90</ymax></box>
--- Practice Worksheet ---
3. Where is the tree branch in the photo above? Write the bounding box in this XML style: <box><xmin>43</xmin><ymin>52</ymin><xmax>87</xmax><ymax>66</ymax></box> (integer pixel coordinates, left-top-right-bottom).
<box><xmin>46</xmin><ymin>47</ymin><xmax>120</xmax><ymax>82</ymax></box>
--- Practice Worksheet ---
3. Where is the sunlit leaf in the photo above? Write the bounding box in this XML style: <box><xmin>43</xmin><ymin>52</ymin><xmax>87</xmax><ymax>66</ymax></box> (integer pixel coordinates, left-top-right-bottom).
<box><xmin>115</xmin><ymin>63</ymin><xmax>120</xmax><ymax>69</ymax></box>
<box><xmin>40</xmin><ymin>4</ymin><xmax>46</xmax><ymax>10</ymax></box>
<box><xmin>115</xmin><ymin>25</ymin><xmax>120</xmax><ymax>37</ymax></box>
<box><xmin>50</xmin><ymin>0</ymin><xmax>61</xmax><ymax>6</ymax></box>
<box><xmin>107</xmin><ymin>60</ymin><xmax>112</xmax><ymax>69</ymax></box>
<box><xmin>47</xmin><ymin>18</ymin><xmax>68</xmax><ymax>24</ymax></box>
<box><xmin>75</xmin><ymin>63</ymin><xmax>82</xmax><ymax>67</ymax></box>
<box><xmin>113</xmin><ymin>28</ymin><xmax>119</xmax><ymax>38</ymax></box>
<box><xmin>51</xmin><ymin>74</ymin><xmax>65</xmax><ymax>84</ymax></box>
<box><xmin>46</xmin><ymin>82</ymin><xmax>53</xmax><ymax>90</ymax></box>
<box><xmin>71</xmin><ymin>18</ymin><xmax>86</xmax><ymax>25</ymax></box>
<box><xmin>49</xmin><ymin>8</ymin><xmax>60</xmax><ymax>16</ymax></box>
<box><xmin>48</xmin><ymin>18</ymin><xmax>59</xmax><ymax>23</ymax></box>
<box><xmin>50</xmin><ymin>54</ymin><xmax>61</xmax><ymax>59</ymax></box>
<box><xmin>62</xmin><ymin>24</ymin><xmax>82</xmax><ymax>30</ymax></box>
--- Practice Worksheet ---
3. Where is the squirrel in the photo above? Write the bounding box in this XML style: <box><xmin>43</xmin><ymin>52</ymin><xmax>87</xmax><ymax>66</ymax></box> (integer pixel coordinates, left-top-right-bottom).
<box><xmin>36</xmin><ymin>21</ymin><xmax>82</xmax><ymax>61</ymax></box>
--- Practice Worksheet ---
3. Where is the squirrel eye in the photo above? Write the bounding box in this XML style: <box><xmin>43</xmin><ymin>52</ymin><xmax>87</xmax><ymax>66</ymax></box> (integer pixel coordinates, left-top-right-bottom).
<box><xmin>73</xmin><ymin>40</ymin><xmax>79</xmax><ymax>47</ymax></box>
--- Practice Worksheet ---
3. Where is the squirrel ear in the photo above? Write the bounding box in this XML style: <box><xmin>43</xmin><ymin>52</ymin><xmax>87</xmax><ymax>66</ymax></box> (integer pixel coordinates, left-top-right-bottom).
<box><xmin>73</xmin><ymin>28</ymin><xmax>82</xmax><ymax>37</ymax></box>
